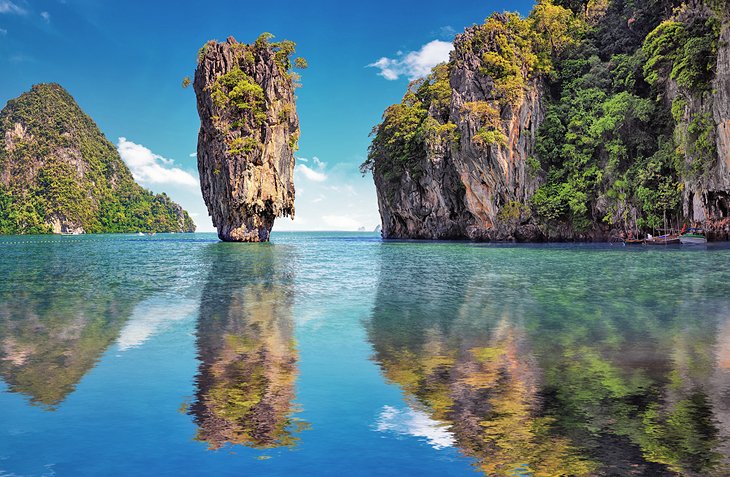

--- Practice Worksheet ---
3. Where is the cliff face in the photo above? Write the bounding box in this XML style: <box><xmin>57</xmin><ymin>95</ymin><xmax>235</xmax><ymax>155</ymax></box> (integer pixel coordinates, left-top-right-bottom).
<box><xmin>369</xmin><ymin>16</ymin><xmax>543</xmax><ymax>241</ymax></box>
<box><xmin>0</xmin><ymin>83</ymin><xmax>195</xmax><ymax>234</ymax></box>
<box><xmin>368</xmin><ymin>1</ymin><xmax>730</xmax><ymax>241</ymax></box>
<box><xmin>706</xmin><ymin>13</ymin><xmax>730</xmax><ymax>235</ymax></box>
<box><xmin>194</xmin><ymin>35</ymin><xmax>299</xmax><ymax>242</ymax></box>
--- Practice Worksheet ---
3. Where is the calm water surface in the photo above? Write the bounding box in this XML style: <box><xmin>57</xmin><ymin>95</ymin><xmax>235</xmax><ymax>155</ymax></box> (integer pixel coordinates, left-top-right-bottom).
<box><xmin>1</xmin><ymin>232</ymin><xmax>729</xmax><ymax>476</ymax></box>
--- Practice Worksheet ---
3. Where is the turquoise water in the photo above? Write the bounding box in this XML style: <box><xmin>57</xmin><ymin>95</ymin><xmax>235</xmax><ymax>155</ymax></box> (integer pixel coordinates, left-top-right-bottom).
<box><xmin>1</xmin><ymin>232</ymin><xmax>729</xmax><ymax>476</ymax></box>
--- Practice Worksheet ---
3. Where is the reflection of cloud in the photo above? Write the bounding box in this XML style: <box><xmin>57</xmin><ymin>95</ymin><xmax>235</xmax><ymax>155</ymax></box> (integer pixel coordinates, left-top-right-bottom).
<box><xmin>116</xmin><ymin>298</ymin><xmax>198</xmax><ymax>351</ymax></box>
<box><xmin>368</xmin><ymin>40</ymin><xmax>453</xmax><ymax>81</ymax></box>
<box><xmin>375</xmin><ymin>405</ymin><xmax>455</xmax><ymax>449</ymax></box>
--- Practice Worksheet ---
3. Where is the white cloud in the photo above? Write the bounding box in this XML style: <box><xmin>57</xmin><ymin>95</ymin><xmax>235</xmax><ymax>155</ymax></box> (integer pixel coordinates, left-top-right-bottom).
<box><xmin>375</xmin><ymin>405</ymin><xmax>455</xmax><ymax>450</ymax></box>
<box><xmin>40</xmin><ymin>11</ymin><xmax>49</xmax><ymax>22</ymax></box>
<box><xmin>322</xmin><ymin>215</ymin><xmax>361</xmax><ymax>229</ymax></box>
<box><xmin>295</xmin><ymin>156</ymin><xmax>327</xmax><ymax>182</ymax></box>
<box><xmin>189</xmin><ymin>152</ymin><xmax>196</xmax><ymax>157</ymax></box>
<box><xmin>296</xmin><ymin>164</ymin><xmax>327</xmax><ymax>182</ymax></box>
<box><xmin>369</xmin><ymin>40</ymin><xmax>453</xmax><ymax>81</ymax></box>
<box><xmin>0</xmin><ymin>1</ymin><xmax>26</xmax><ymax>15</ymax></box>
<box><xmin>116</xmin><ymin>137</ymin><xmax>198</xmax><ymax>187</ymax></box>
<box><xmin>0</xmin><ymin>28</ymin><xmax>6</xmax><ymax>35</ymax></box>
<box><xmin>278</xmin><ymin>155</ymin><xmax>380</xmax><ymax>232</ymax></box>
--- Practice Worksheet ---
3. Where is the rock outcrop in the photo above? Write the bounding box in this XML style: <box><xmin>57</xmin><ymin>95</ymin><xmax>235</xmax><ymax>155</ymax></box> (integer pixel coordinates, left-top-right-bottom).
<box><xmin>367</xmin><ymin>16</ymin><xmax>543</xmax><ymax>241</ymax></box>
<box><xmin>194</xmin><ymin>35</ymin><xmax>300</xmax><ymax>242</ymax></box>
<box><xmin>0</xmin><ymin>83</ymin><xmax>195</xmax><ymax>234</ymax></box>
<box><xmin>367</xmin><ymin>2</ymin><xmax>730</xmax><ymax>241</ymax></box>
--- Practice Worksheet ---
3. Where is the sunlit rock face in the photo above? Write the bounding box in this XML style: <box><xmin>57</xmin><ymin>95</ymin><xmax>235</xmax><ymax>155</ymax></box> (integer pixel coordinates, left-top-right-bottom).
<box><xmin>368</xmin><ymin>15</ymin><xmax>544</xmax><ymax>242</ymax></box>
<box><xmin>194</xmin><ymin>36</ymin><xmax>298</xmax><ymax>242</ymax></box>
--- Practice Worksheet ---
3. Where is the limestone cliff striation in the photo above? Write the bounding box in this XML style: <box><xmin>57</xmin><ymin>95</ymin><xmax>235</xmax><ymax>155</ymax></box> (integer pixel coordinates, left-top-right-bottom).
<box><xmin>0</xmin><ymin>83</ymin><xmax>195</xmax><ymax>234</ymax></box>
<box><xmin>194</xmin><ymin>34</ymin><xmax>302</xmax><ymax>242</ymax></box>
<box><xmin>364</xmin><ymin>15</ymin><xmax>545</xmax><ymax>241</ymax></box>
<box><xmin>366</xmin><ymin>1</ymin><xmax>730</xmax><ymax>241</ymax></box>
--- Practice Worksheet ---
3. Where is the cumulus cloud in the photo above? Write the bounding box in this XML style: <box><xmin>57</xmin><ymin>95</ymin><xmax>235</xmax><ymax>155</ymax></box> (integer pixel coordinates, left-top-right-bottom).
<box><xmin>280</xmin><ymin>154</ymin><xmax>380</xmax><ymax>232</ymax></box>
<box><xmin>40</xmin><ymin>11</ymin><xmax>49</xmax><ymax>22</ymax></box>
<box><xmin>368</xmin><ymin>40</ymin><xmax>453</xmax><ymax>81</ymax></box>
<box><xmin>0</xmin><ymin>1</ymin><xmax>26</xmax><ymax>15</ymax></box>
<box><xmin>295</xmin><ymin>156</ymin><xmax>327</xmax><ymax>182</ymax></box>
<box><xmin>0</xmin><ymin>28</ymin><xmax>6</xmax><ymax>35</ymax></box>
<box><xmin>117</xmin><ymin>137</ymin><xmax>198</xmax><ymax>187</ymax></box>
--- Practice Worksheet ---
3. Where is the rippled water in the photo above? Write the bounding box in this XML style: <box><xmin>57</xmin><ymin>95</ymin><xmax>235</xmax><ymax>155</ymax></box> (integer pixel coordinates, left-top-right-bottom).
<box><xmin>1</xmin><ymin>232</ymin><xmax>729</xmax><ymax>476</ymax></box>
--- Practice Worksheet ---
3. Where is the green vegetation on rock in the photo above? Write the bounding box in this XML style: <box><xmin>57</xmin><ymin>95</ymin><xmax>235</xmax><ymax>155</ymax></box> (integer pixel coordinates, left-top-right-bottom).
<box><xmin>0</xmin><ymin>83</ymin><xmax>195</xmax><ymax>234</ymax></box>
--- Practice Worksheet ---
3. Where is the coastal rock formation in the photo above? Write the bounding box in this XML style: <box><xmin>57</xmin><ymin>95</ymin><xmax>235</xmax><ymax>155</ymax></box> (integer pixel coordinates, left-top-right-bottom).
<box><xmin>0</xmin><ymin>84</ymin><xmax>195</xmax><ymax>234</ymax></box>
<box><xmin>366</xmin><ymin>1</ymin><xmax>730</xmax><ymax>241</ymax></box>
<box><xmin>194</xmin><ymin>35</ymin><xmax>301</xmax><ymax>242</ymax></box>
<box><xmin>364</xmin><ymin>15</ymin><xmax>543</xmax><ymax>241</ymax></box>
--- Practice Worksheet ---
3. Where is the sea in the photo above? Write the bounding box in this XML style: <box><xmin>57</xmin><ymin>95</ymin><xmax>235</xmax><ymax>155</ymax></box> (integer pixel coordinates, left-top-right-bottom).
<box><xmin>1</xmin><ymin>232</ymin><xmax>729</xmax><ymax>476</ymax></box>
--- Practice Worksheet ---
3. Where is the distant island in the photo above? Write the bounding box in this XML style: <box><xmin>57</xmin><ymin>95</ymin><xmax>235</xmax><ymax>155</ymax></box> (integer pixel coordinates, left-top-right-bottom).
<box><xmin>362</xmin><ymin>0</ymin><xmax>730</xmax><ymax>241</ymax></box>
<box><xmin>0</xmin><ymin>83</ymin><xmax>195</xmax><ymax>234</ymax></box>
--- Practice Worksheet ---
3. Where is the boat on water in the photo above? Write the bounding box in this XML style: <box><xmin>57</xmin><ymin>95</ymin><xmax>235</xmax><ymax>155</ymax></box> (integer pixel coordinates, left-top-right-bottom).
<box><xmin>680</xmin><ymin>228</ymin><xmax>707</xmax><ymax>245</ymax></box>
<box><xmin>644</xmin><ymin>233</ymin><xmax>681</xmax><ymax>245</ymax></box>
<box><xmin>624</xmin><ymin>238</ymin><xmax>644</xmax><ymax>245</ymax></box>
<box><xmin>137</xmin><ymin>232</ymin><xmax>145</xmax><ymax>236</ymax></box>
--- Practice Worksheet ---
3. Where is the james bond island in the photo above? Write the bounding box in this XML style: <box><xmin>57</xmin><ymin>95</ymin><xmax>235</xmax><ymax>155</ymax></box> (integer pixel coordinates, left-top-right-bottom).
<box><xmin>2</xmin><ymin>1</ymin><xmax>730</xmax><ymax>477</ymax></box>
<box><xmin>194</xmin><ymin>34</ymin><xmax>302</xmax><ymax>242</ymax></box>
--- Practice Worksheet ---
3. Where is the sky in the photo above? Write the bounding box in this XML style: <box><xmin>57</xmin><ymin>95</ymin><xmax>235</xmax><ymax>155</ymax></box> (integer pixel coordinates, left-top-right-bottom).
<box><xmin>0</xmin><ymin>0</ymin><xmax>534</xmax><ymax>232</ymax></box>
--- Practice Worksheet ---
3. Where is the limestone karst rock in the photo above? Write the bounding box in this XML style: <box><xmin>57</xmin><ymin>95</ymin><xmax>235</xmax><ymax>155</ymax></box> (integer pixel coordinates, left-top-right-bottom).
<box><xmin>366</xmin><ymin>3</ymin><xmax>730</xmax><ymax>241</ymax></box>
<box><xmin>365</xmin><ymin>15</ymin><xmax>544</xmax><ymax>241</ymax></box>
<box><xmin>0</xmin><ymin>83</ymin><xmax>195</xmax><ymax>234</ymax></box>
<box><xmin>194</xmin><ymin>35</ymin><xmax>300</xmax><ymax>242</ymax></box>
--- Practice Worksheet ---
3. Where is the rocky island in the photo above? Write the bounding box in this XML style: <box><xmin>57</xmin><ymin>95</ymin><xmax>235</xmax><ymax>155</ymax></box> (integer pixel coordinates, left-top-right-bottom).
<box><xmin>0</xmin><ymin>83</ymin><xmax>195</xmax><ymax>234</ymax></box>
<box><xmin>363</xmin><ymin>0</ymin><xmax>730</xmax><ymax>241</ymax></box>
<box><xmin>194</xmin><ymin>34</ymin><xmax>303</xmax><ymax>242</ymax></box>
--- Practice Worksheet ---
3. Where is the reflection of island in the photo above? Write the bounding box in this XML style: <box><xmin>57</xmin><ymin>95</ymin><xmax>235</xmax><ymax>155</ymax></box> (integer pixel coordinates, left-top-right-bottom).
<box><xmin>0</xmin><ymin>249</ymin><xmax>135</xmax><ymax>408</ymax></box>
<box><xmin>367</xmin><ymin>246</ymin><xmax>730</xmax><ymax>476</ymax></box>
<box><xmin>189</xmin><ymin>244</ymin><xmax>307</xmax><ymax>450</ymax></box>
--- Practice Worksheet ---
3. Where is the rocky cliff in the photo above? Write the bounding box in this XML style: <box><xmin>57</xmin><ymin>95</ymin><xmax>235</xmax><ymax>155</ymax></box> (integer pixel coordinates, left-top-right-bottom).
<box><xmin>366</xmin><ymin>0</ymin><xmax>730</xmax><ymax>241</ymax></box>
<box><xmin>0</xmin><ymin>83</ymin><xmax>195</xmax><ymax>234</ymax></box>
<box><xmin>365</xmin><ymin>15</ymin><xmax>545</xmax><ymax>241</ymax></box>
<box><xmin>194</xmin><ymin>34</ymin><xmax>301</xmax><ymax>242</ymax></box>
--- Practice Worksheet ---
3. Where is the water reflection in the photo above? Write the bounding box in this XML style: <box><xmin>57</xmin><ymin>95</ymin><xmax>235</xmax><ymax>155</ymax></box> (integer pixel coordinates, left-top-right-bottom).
<box><xmin>189</xmin><ymin>244</ymin><xmax>307</xmax><ymax>450</ymax></box>
<box><xmin>0</xmin><ymin>247</ymin><xmax>137</xmax><ymax>409</ymax></box>
<box><xmin>367</xmin><ymin>245</ymin><xmax>730</xmax><ymax>476</ymax></box>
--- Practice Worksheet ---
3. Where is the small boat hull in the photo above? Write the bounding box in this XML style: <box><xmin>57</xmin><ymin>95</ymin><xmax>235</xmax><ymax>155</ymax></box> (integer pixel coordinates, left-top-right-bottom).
<box><xmin>680</xmin><ymin>235</ymin><xmax>707</xmax><ymax>245</ymax></box>
<box><xmin>645</xmin><ymin>236</ymin><xmax>681</xmax><ymax>245</ymax></box>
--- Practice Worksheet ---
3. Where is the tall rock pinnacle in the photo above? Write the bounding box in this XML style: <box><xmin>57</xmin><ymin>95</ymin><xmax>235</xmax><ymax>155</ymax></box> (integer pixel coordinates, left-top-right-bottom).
<box><xmin>194</xmin><ymin>34</ymin><xmax>300</xmax><ymax>242</ymax></box>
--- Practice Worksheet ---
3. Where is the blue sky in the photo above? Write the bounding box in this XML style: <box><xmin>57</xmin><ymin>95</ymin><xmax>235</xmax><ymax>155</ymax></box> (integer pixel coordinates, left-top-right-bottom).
<box><xmin>0</xmin><ymin>0</ymin><xmax>533</xmax><ymax>232</ymax></box>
